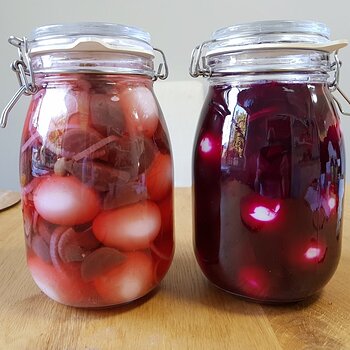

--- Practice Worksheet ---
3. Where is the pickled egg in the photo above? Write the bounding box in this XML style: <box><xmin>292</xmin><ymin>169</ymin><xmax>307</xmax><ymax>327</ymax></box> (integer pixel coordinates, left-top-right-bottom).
<box><xmin>33</xmin><ymin>175</ymin><xmax>100</xmax><ymax>226</ymax></box>
<box><xmin>287</xmin><ymin>238</ymin><xmax>327</xmax><ymax>269</ymax></box>
<box><xmin>146</xmin><ymin>153</ymin><xmax>172</xmax><ymax>201</ymax></box>
<box><xmin>94</xmin><ymin>251</ymin><xmax>154</xmax><ymax>304</ymax></box>
<box><xmin>120</xmin><ymin>86</ymin><xmax>159</xmax><ymax>137</ymax></box>
<box><xmin>28</xmin><ymin>255</ymin><xmax>93</xmax><ymax>306</ymax></box>
<box><xmin>92</xmin><ymin>200</ymin><xmax>161</xmax><ymax>251</ymax></box>
<box><xmin>157</xmin><ymin>193</ymin><xmax>173</xmax><ymax>236</ymax></box>
<box><xmin>238</xmin><ymin>265</ymin><xmax>270</xmax><ymax>298</ymax></box>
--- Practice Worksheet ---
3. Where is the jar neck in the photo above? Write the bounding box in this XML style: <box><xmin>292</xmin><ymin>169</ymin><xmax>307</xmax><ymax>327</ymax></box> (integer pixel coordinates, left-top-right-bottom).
<box><xmin>31</xmin><ymin>51</ymin><xmax>155</xmax><ymax>77</ymax></box>
<box><xmin>208</xmin><ymin>72</ymin><xmax>332</xmax><ymax>86</ymax></box>
<box><xmin>206</xmin><ymin>49</ymin><xmax>332</xmax><ymax>85</ymax></box>
<box><xmin>34</xmin><ymin>73</ymin><xmax>154</xmax><ymax>89</ymax></box>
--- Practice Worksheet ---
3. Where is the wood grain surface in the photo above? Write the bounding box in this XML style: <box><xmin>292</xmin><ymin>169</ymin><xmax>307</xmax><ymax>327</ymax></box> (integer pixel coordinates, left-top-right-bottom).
<box><xmin>0</xmin><ymin>190</ymin><xmax>20</xmax><ymax>211</ymax></box>
<box><xmin>0</xmin><ymin>188</ymin><xmax>350</xmax><ymax>350</ymax></box>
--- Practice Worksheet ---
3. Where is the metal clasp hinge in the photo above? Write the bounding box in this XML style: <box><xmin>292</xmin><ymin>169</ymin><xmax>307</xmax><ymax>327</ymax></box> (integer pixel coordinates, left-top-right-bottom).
<box><xmin>153</xmin><ymin>47</ymin><xmax>169</xmax><ymax>81</ymax></box>
<box><xmin>1</xmin><ymin>36</ymin><xmax>38</xmax><ymax>128</ymax></box>
<box><xmin>189</xmin><ymin>41</ymin><xmax>212</xmax><ymax>78</ymax></box>
<box><xmin>329</xmin><ymin>50</ymin><xmax>350</xmax><ymax>116</ymax></box>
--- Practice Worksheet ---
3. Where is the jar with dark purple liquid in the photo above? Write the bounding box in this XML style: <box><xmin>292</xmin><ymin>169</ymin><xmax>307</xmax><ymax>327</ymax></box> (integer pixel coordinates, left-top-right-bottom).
<box><xmin>190</xmin><ymin>21</ymin><xmax>349</xmax><ymax>303</ymax></box>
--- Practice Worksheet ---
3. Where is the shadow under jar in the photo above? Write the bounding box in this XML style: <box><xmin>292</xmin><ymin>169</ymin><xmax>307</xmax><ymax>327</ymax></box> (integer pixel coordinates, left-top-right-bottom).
<box><xmin>190</xmin><ymin>20</ymin><xmax>349</xmax><ymax>303</ymax></box>
<box><xmin>2</xmin><ymin>23</ymin><xmax>174</xmax><ymax>307</ymax></box>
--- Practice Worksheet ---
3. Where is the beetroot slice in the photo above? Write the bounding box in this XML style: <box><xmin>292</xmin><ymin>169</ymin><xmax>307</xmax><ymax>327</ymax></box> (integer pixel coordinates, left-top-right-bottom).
<box><xmin>21</xmin><ymin>131</ymin><xmax>41</xmax><ymax>153</ymax></box>
<box><xmin>57</xmin><ymin>228</ymin><xmax>101</xmax><ymax>263</ymax></box>
<box><xmin>75</xmin><ymin>229</ymin><xmax>101</xmax><ymax>250</ymax></box>
<box><xmin>90</xmin><ymin>93</ymin><xmax>126</xmax><ymax>136</ymax></box>
<box><xmin>64</xmin><ymin>159</ymin><xmax>130</xmax><ymax>191</ymax></box>
<box><xmin>138</xmin><ymin>137</ymin><xmax>156</xmax><ymax>174</ymax></box>
<box><xmin>50</xmin><ymin>226</ymin><xmax>71</xmax><ymax>272</ymax></box>
<box><xmin>106</xmin><ymin>136</ymin><xmax>143</xmax><ymax>176</ymax></box>
<box><xmin>61</xmin><ymin>127</ymin><xmax>103</xmax><ymax>159</ymax></box>
<box><xmin>81</xmin><ymin>247</ymin><xmax>126</xmax><ymax>282</ymax></box>
<box><xmin>58</xmin><ymin>230</ymin><xmax>85</xmax><ymax>263</ymax></box>
<box><xmin>36</xmin><ymin>217</ymin><xmax>53</xmax><ymax>245</ymax></box>
<box><xmin>153</xmin><ymin>122</ymin><xmax>170</xmax><ymax>154</ymax></box>
<box><xmin>32</xmin><ymin>235</ymin><xmax>51</xmax><ymax>263</ymax></box>
<box><xmin>103</xmin><ymin>180</ymin><xmax>148</xmax><ymax>210</ymax></box>
<box><xmin>72</xmin><ymin>135</ymin><xmax>119</xmax><ymax>162</ymax></box>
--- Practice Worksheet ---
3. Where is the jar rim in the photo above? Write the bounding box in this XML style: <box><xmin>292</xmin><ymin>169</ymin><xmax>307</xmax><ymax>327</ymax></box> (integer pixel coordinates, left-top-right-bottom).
<box><xmin>30</xmin><ymin>22</ymin><xmax>151</xmax><ymax>42</ymax></box>
<box><xmin>28</xmin><ymin>22</ymin><xmax>155</xmax><ymax>57</ymax></box>
<box><xmin>206</xmin><ymin>20</ymin><xmax>341</xmax><ymax>58</ymax></box>
<box><xmin>212</xmin><ymin>20</ymin><xmax>330</xmax><ymax>43</ymax></box>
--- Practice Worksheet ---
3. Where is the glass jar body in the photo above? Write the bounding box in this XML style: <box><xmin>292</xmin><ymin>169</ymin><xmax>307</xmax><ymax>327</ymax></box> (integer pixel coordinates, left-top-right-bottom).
<box><xmin>21</xmin><ymin>73</ymin><xmax>174</xmax><ymax>307</ymax></box>
<box><xmin>193</xmin><ymin>78</ymin><xmax>345</xmax><ymax>302</ymax></box>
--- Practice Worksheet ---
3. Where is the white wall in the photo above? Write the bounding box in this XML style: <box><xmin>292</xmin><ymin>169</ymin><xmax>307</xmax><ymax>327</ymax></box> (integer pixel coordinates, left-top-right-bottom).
<box><xmin>1</xmin><ymin>0</ymin><xmax>350</xmax><ymax>189</ymax></box>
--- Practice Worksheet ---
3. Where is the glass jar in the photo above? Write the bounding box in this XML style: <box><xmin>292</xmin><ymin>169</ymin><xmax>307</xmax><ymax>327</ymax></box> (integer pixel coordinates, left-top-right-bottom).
<box><xmin>190</xmin><ymin>20</ymin><xmax>349</xmax><ymax>303</ymax></box>
<box><xmin>2</xmin><ymin>23</ymin><xmax>174</xmax><ymax>307</ymax></box>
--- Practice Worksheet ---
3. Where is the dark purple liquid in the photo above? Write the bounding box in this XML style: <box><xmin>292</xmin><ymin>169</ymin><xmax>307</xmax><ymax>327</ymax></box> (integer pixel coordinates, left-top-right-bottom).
<box><xmin>193</xmin><ymin>82</ymin><xmax>344</xmax><ymax>302</ymax></box>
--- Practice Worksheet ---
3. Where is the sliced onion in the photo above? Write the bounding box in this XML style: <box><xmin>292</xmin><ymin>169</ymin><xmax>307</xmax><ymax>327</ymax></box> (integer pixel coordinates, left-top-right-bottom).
<box><xmin>50</xmin><ymin>226</ymin><xmax>71</xmax><ymax>273</ymax></box>
<box><xmin>64</xmin><ymin>159</ymin><xmax>130</xmax><ymax>191</ymax></box>
<box><xmin>81</xmin><ymin>247</ymin><xmax>126</xmax><ymax>282</ymax></box>
<box><xmin>36</xmin><ymin>217</ymin><xmax>52</xmax><ymax>245</ymax></box>
<box><xmin>21</xmin><ymin>131</ymin><xmax>41</xmax><ymax>153</ymax></box>
<box><xmin>103</xmin><ymin>180</ymin><xmax>148</xmax><ymax>210</ymax></box>
<box><xmin>57</xmin><ymin>228</ymin><xmax>101</xmax><ymax>263</ymax></box>
<box><xmin>32</xmin><ymin>235</ymin><xmax>51</xmax><ymax>263</ymax></box>
<box><xmin>72</xmin><ymin>135</ymin><xmax>120</xmax><ymax>162</ymax></box>
<box><xmin>61</xmin><ymin>127</ymin><xmax>104</xmax><ymax>159</ymax></box>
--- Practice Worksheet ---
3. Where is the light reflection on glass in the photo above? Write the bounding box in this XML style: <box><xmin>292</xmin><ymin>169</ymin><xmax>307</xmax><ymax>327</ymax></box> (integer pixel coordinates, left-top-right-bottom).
<box><xmin>249</xmin><ymin>204</ymin><xmax>280</xmax><ymax>222</ymax></box>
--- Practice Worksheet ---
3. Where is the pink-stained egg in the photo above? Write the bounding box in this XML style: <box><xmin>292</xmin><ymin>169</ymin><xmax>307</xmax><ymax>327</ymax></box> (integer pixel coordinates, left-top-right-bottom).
<box><xmin>237</xmin><ymin>265</ymin><xmax>270</xmax><ymax>299</ymax></box>
<box><xmin>287</xmin><ymin>238</ymin><xmax>328</xmax><ymax>269</ymax></box>
<box><xmin>249</xmin><ymin>204</ymin><xmax>280</xmax><ymax>222</ymax></box>
<box><xmin>200</xmin><ymin>136</ymin><xmax>213</xmax><ymax>154</ymax></box>
<box><xmin>240</xmin><ymin>193</ymin><xmax>281</xmax><ymax>231</ymax></box>
<box><xmin>28</xmin><ymin>255</ymin><xmax>95</xmax><ymax>306</ymax></box>
<box><xmin>94</xmin><ymin>251</ymin><xmax>154</xmax><ymax>304</ymax></box>
<box><xmin>33</xmin><ymin>175</ymin><xmax>101</xmax><ymax>226</ymax></box>
<box><xmin>146</xmin><ymin>152</ymin><xmax>172</xmax><ymax>201</ymax></box>
<box><xmin>92</xmin><ymin>200</ymin><xmax>161</xmax><ymax>251</ymax></box>
<box><xmin>198</xmin><ymin>133</ymin><xmax>222</xmax><ymax>163</ymax></box>
<box><xmin>120</xmin><ymin>86</ymin><xmax>159</xmax><ymax>137</ymax></box>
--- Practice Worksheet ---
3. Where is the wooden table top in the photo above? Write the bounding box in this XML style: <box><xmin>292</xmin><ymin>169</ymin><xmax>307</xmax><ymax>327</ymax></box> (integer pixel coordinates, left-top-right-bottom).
<box><xmin>0</xmin><ymin>188</ymin><xmax>350</xmax><ymax>350</ymax></box>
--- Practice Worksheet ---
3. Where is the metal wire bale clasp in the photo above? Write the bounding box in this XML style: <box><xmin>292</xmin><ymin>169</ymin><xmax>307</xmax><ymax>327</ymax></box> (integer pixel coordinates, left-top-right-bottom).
<box><xmin>189</xmin><ymin>41</ymin><xmax>212</xmax><ymax>78</ymax></box>
<box><xmin>1</xmin><ymin>36</ymin><xmax>38</xmax><ymax>128</ymax></box>
<box><xmin>153</xmin><ymin>47</ymin><xmax>169</xmax><ymax>81</ymax></box>
<box><xmin>329</xmin><ymin>50</ymin><xmax>350</xmax><ymax>116</ymax></box>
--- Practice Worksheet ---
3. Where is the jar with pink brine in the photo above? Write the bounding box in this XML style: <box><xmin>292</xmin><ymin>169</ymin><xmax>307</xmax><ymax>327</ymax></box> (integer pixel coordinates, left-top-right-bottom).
<box><xmin>1</xmin><ymin>23</ymin><xmax>174</xmax><ymax>307</ymax></box>
<box><xmin>190</xmin><ymin>20</ymin><xmax>350</xmax><ymax>303</ymax></box>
